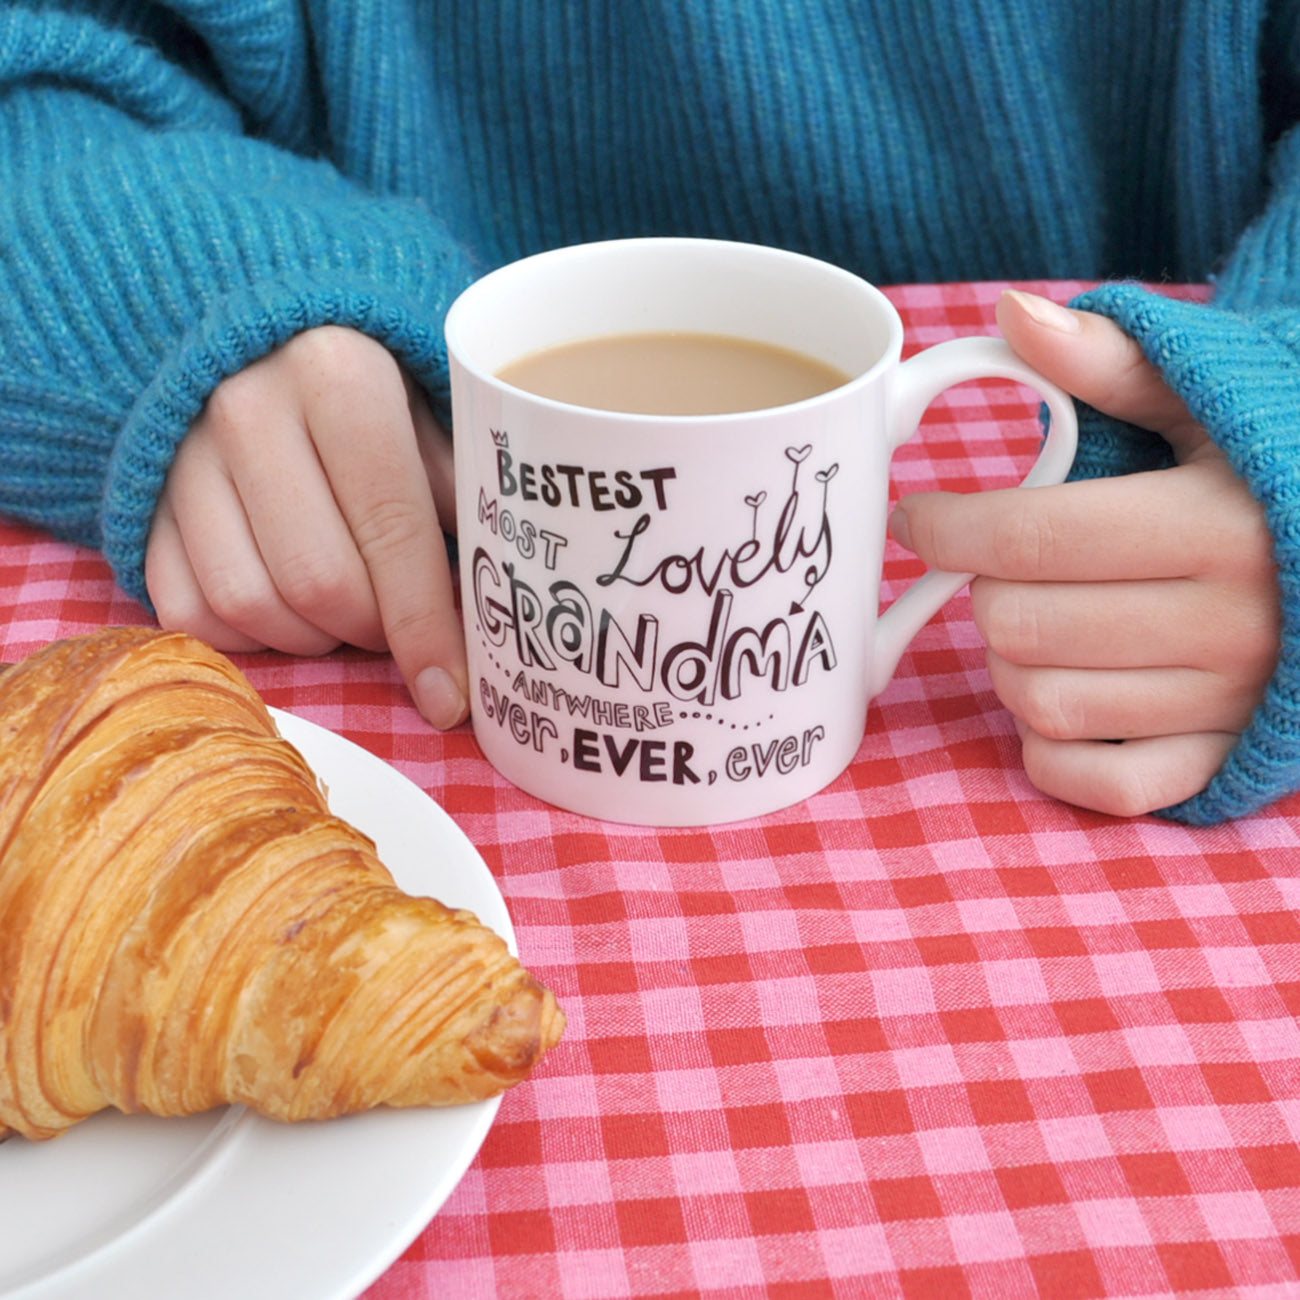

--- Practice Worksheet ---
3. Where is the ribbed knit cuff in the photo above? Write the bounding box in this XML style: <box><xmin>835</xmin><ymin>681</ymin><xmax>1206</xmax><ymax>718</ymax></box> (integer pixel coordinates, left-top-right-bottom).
<box><xmin>101</xmin><ymin>274</ymin><xmax>466</xmax><ymax>607</ymax></box>
<box><xmin>1069</xmin><ymin>283</ymin><xmax>1300</xmax><ymax>824</ymax></box>
<box><xmin>0</xmin><ymin>67</ymin><xmax>479</xmax><ymax>608</ymax></box>
<box><xmin>1066</xmin><ymin>406</ymin><xmax>1176</xmax><ymax>482</ymax></box>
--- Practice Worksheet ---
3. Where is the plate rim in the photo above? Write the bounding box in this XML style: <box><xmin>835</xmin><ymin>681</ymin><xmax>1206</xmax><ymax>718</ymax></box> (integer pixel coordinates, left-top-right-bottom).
<box><xmin>1</xmin><ymin>709</ymin><xmax>508</xmax><ymax>1300</ymax></box>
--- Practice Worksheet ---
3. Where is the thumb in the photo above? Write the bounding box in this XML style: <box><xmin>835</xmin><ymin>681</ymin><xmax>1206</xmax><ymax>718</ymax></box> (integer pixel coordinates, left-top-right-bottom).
<box><xmin>995</xmin><ymin>290</ymin><xmax>1209</xmax><ymax>463</ymax></box>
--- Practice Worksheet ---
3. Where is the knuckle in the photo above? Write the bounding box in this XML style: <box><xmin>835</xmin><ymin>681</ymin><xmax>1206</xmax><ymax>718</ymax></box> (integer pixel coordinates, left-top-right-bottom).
<box><xmin>149</xmin><ymin>582</ymin><xmax>203</xmax><ymax>634</ymax></box>
<box><xmin>1013</xmin><ymin>672</ymin><xmax>1085</xmax><ymax>741</ymax></box>
<box><xmin>990</xmin><ymin>504</ymin><xmax>1055</xmax><ymax>576</ymax></box>
<box><xmin>287</xmin><ymin>327</ymin><xmax>394</xmax><ymax>391</ymax></box>
<box><xmin>1093</xmin><ymin>769</ymin><xmax>1164</xmax><ymax>819</ymax></box>
<box><xmin>272</xmin><ymin>551</ymin><xmax>357</xmax><ymax>617</ymax></box>
<box><xmin>974</xmin><ymin>580</ymin><xmax>1044</xmax><ymax>663</ymax></box>
<box><xmin>200</xmin><ymin>566</ymin><xmax>277</xmax><ymax>631</ymax></box>
<box><xmin>351</xmin><ymin>496</ymin><xmax>426</xmax><ymax>560</ymax></box>
<box><xmin>1094</xmin><ymin>744</ymin><xmax>1216</xmax><ymax>819</ymax></box>
<box><xmin>201</xmin><ymin>372</ymin><xmax>261</xmax><ymax>437</ymax></box>
<box><xmin>912</xmin><ymin>510</ymin><xmax>946</xmax><ymax>566</ymax></box>
<box><xmin>284</xmin><ymin>325</ymin><xmax>357</xmax><ymax>365</ymax></box>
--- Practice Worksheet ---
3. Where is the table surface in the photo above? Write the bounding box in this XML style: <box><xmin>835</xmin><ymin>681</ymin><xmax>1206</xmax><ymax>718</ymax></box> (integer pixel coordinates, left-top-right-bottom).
<box><xmin>3</xmin><ymin>280</ymin><xmax>1299</xmax><ymax>1300</ymax></box>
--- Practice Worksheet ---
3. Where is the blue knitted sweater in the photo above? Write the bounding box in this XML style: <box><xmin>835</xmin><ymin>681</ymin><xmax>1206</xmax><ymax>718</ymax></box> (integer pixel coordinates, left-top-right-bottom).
<box><xmin>3</xmin><ymin>0</ymin><xmax>1300</xmax><ymax>824</ymax></box>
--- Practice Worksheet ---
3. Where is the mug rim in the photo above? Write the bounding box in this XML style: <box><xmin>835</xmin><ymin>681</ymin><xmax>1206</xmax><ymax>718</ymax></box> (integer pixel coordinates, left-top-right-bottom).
<box><xmin>444</xmin><ymin>236</ymin><xmax>904</xmax><ymax>424</ymax></box>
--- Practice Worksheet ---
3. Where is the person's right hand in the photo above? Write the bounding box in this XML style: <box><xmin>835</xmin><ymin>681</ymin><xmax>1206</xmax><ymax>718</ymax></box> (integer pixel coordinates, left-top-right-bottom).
<box><xmin>145</xmin><ymin>326</ymin><xmax>469</xmax><ymax>729</ymax></box>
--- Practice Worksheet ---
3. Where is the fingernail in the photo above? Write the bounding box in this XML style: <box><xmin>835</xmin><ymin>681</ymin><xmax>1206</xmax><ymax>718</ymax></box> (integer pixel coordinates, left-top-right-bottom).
<box><xmin>415</xmin><ymin>666</ymin><xmax>467</xmax><ymax>730</ymax></box>
<box><xmin>887</xmin><ymin>506</ymin><xmax>913</xmax><ymax>552</ymax></box>
<box><xmin>1004</xmin><ymin>289</ymin><xmax>1081</xmax><ymax>334</ymax></box>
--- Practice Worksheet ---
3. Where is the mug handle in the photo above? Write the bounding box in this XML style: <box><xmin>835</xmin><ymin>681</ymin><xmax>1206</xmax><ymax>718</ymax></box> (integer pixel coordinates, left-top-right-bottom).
<box><xmin>870</xmin><ymin>335</ymin><xmax>1079</xmax><ymax>697</ymax></box>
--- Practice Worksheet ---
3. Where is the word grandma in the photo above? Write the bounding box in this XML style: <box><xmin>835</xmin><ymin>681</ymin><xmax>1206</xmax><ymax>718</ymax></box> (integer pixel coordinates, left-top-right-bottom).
<box><xmin>496</xmin><ymin>447</ymin><xmax>676</xmax><ymax>512</ymax></box>
<box><xmin>471</xmin><ymin>548</ymin><xmax>837</xmax><ymax>704</ymax></box>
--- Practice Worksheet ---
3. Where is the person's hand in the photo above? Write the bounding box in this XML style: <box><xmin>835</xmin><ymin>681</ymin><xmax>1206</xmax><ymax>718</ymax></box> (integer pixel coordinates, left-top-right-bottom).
<box><xmin>887</xmin><ymin>290</ymin><xmax>1280</xmax><ymax>817</ymax></box>
<box><xmin>145</xmin><ymin>326</ymin><xmax>468</xmax><ymax>729</ymax></box>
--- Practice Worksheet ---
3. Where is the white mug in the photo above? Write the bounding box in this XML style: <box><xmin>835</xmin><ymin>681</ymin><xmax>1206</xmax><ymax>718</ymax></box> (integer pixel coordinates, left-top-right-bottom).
<box><xmin>446</xmin><ymin>238</ymin><xmax>1076</xmax><ymax>826</ymax></box>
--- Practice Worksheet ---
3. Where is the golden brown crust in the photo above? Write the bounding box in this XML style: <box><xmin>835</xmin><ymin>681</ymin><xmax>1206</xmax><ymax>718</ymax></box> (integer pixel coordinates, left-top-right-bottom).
<box><xmin>0</xmin><ymin>628</ymin><xmax>563</xmax><ymax>1140</ymax></box>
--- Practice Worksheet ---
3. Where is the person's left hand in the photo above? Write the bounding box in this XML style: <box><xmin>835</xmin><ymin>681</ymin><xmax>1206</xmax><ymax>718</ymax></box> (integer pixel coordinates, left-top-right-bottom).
<box><xmin>887</xmin><ymin>290</ymin><xmax>1280</xmax><ymax>817</ymax></box>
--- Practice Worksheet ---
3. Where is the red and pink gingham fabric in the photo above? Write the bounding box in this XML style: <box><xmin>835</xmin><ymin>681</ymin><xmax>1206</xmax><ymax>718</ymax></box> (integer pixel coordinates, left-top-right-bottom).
<box><xmin>2</xmin><ymin>282</ymin><xmax>1297</xmax><ymax>1300</ymax></box>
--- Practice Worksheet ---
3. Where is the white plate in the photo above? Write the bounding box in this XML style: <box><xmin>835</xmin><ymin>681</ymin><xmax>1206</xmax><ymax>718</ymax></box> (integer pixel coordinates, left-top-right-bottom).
<box><xmin>0</xmin><ymin>710</ymin><xmax>511</xmax><ymax>1300</ymax></box>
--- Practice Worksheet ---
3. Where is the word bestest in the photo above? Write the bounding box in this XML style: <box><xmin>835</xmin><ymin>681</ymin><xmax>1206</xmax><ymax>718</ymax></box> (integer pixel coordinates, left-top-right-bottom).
<box><xmin>496</xmin><ymin>447</ymin><xmax>676</xmax><ymax>512</ymax></box>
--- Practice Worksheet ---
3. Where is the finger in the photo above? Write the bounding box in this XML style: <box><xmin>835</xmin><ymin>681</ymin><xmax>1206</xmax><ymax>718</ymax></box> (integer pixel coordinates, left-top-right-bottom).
<box><xmin>971</xmin><ymin>576</ymin><xmax>1280</xmax><ymax>674</ymax></box>
<box><xmin>205</xmin><ymin>376</ymin><xmax>387</xmax><ymax>653</ymax></box>
<box><xmin>1017</xmin><ymin>727</ymin><xmax>1237</xmax><ymax>818</ymax></box>
<box><xmin>889</xmin><ymin>461</ymin><xmax>1240</xmax><ymax>583</ymax></box>
<box><xmin>161</xmin><ymin>438</ymin><xmax>343</xmax><ymax>657</ymax></box>
<box><xmin>145</xmin><ymin>496</ymin><xmax>268</xmax><ymax>653</ymax></box>
<box><xmin>996</xmin><ymin>291</ymin><xmax>1205</xmax><ymax>456</ymax></box>
<box><xmin>296</xmin><ymin>335</ymin><xmax>468</xmax><ymax>728</ymax></box>
<box><xmin>988</xmin><ymin>653</ymin><xmax>1260</xmax><ymax>740</ymax></box>
<box><xmin>408</xmin><ymin>379</ymin><xmax>457</xmax><ymax>533</ymax></box>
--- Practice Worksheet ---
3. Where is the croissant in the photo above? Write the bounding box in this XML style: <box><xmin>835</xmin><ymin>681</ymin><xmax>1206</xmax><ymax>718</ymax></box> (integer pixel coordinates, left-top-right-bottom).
<box><xmin>0</xmin><ymin>627</ymin><xmax>564</xmax><ymax>1142</ymax></box>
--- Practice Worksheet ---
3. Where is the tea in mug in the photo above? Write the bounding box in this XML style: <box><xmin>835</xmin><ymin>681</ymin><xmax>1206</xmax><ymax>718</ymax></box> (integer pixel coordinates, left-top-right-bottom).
<box><xmin>495</xmin><ymin>331</ymin><xmax>850</xmax><ymax>415</ymax></box>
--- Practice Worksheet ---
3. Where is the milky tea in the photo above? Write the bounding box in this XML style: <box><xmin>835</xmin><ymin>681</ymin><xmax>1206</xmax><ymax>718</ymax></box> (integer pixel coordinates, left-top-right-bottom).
<box><xmin>496</xmin><ymin>331</ymin><xmax>850</xmax><ymax>415</ymax></box>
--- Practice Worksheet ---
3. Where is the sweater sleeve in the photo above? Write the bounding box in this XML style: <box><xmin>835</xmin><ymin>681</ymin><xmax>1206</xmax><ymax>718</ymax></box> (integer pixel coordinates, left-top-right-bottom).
<box><xmin>0</xmin><ymin>5</ymin><xmax>475</xmax><ymax>606</ymax></box>
<box><xmin>1065</xmin><ymin>127</ymin><xmax>1300</xmax><ymax>824</ymax></box>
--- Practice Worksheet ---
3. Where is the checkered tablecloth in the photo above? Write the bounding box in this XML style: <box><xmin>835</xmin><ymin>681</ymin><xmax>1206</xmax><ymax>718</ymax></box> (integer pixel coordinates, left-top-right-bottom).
<box><xmin>3</xmin><ymin>281</ymin><xmax>1298</xmax><ymax>1300</ymax></box>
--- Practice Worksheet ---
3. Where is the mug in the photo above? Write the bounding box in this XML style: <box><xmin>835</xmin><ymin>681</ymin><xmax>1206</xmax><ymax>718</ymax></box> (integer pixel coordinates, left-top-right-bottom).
<box><xmin>446</xmin><ymin>238</ymin><xmax>1077</xmax><ymax>826</ymax></box>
